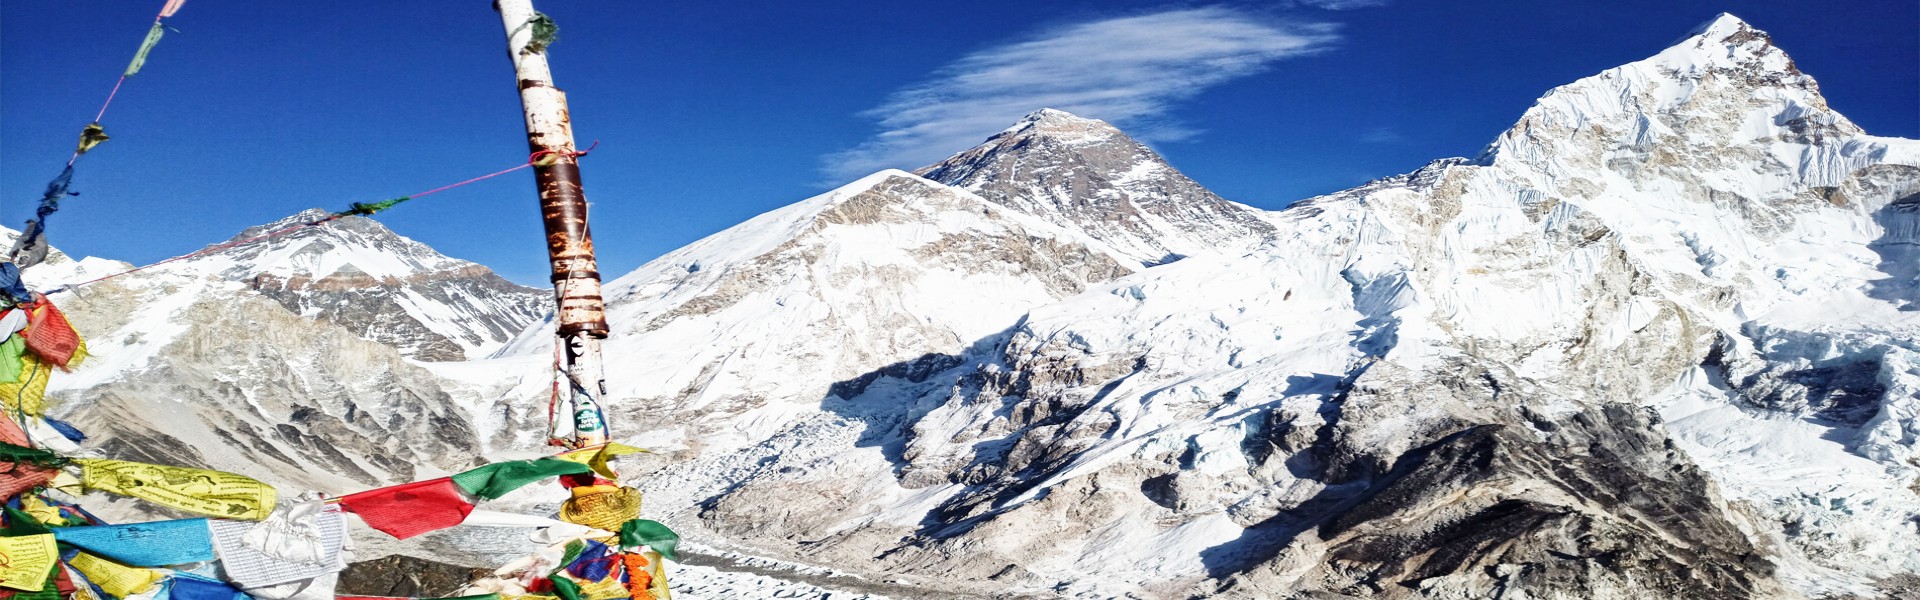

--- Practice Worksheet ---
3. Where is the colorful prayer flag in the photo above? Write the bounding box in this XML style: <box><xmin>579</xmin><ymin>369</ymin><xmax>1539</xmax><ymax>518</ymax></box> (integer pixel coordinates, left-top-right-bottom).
<box><xmin>0</xmin><ymin>535</ymin><xmax>57</xmax><ymax>591</ymax></box>
<box><xmin>51</xmin><ymin>519</ymin><xmax>216</xmax><ymax>567</ymax></box>
<box><xmin>0</xmin><ymin>419</ymin><xmax>55</xmax><ymax>500</ymax></box>
<box><xmin>23</xmin><ymin>301</ymin><xmax>85</xmax><ymax>370</ymax></box>
<box><xmin>158</xmin><ymin>0</ymin><xmax>187</xmax><ymax>18</ymax></box>
<box><xmin>450</xmin><ymin>458</ymin><xmax>590</xmax><ymax>500</ymax></box>
<box><xmin>337</xmin><ymin>478</ymin><xmax>473</xmax><ymax>540</ymax></box>
<box><xmin>618</xmin><ymin>520</ymin><xmax>680</xmax><ymax>561</ymax></box>
<box><xmin>67</xmin><ymin>553</ymin><xmax>161</xmax><ymax>598</ymax></box>
<box><xmin>0</xmin><ymin>335</ymin><xmax>23</xmax><ymax>384</ymax></box>
<box><xmin>124</xmin><ymin>23</ymin><xmax>168</xmax><ymax>77</ymax></box>
<box><xmin>78</xmin><ymin>459</ymin><xmax>277</xmax><ymax>520</ymax></box>
<box><xmin>554</xmin><ymin>443</ymin><xmax>645</xmax><ymax>480</ymax></box>
<box><xmin>0</xmin><ymin>351</ymin><xmax>50</xmax><ymax>417</ymax></box>
<box><xmin>166</xmin><ymin>576</ymin><xmax>247</xmax><ymax>600</ymax></box>
<box><xmin>558</xmin><ymin>485</ymin><xmax>640</xmax><ymax>533</ymax></box>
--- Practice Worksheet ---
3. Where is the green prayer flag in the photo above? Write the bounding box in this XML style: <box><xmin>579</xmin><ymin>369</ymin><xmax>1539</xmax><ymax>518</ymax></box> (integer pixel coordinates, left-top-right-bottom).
<box><xmin>124</xmin><ymin>22</ymin><xmax>168</xmax><ymax>76</ymax></box>
<box><xmin>619</xmin><ymin>519</ymin><xmax>680</xmax><ymax>561</ymax></box>
<box><xmin>450</xmin><ymin>458</ymin><xmax>591</xmax><ymax>500</ymax></box>
<box><xmin>547</xmin><ymin>576</ymin><xmax>581</xmax><ymax>600</ymax></box>
<box><xmin>2</xmin><ymin>506</ymin><xmax>50</xmax><ymax>537</ymax></box>
<box><xmin>554</xmin><ymin>540</ymin><xmax>585</xmax><ymax>575</ymax></box>
<box><xmin>0</xmin><ymin>335</ymin><xmax>24</xmax><ymax>384</ymax></box>
<box><xmin>0</xmin><ymin>442</ymin><xmax>67</xmax><ymax>469</ymax></box>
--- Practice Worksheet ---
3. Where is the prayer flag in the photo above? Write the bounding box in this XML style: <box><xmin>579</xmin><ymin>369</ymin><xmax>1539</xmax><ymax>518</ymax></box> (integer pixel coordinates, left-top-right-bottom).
<box><xmin>78</xmin><ymin>459</ymin><xmax>277</xmax><ymax>520</ymax></box>
<box><xmin>0</xmin><ymin>351</ymin><xmax>50</xmax><ymax>417</ymax></box>
<box><xmin>0</xmin><ymin>335</ymin><xmax>22</xmax><ymax>384</ymax></box>
<box><xmin>337</xmin><ymin>478</ymin><xmax>473</xmax><ymax>540</ymax></box>
<box><xmin>52</xmin><ymin>519</ymin><xmax>215</xmax><ymax>567</ymax></box>
<box><xmin>166</xmin><ymin>576</ymin><xmax>246</xmax><ymax>600</ymax></box>
<box><xmin>124</xmin><ymin>23</ymin><xmax>167</xmax><ymax>77</ymax></box>
<box><xmin>554</xmin><ymin>443</ymin><xmax>645</xmax><ymax>480</ymax></box>
<box><xmin>67</xmin><ymin>553</ymin><xmax>161</xmax><ymax>599</ymax></box>
<box><xmin>558</xmin><ymin>485</ymin><xmax>640</xmax><ymax>533</ymax></box>
<box><xmin>450</xmin><ymin>458</ymin><xmax>590</xmax><ymax>500</ymax></box>
<box><xmin>23</xmin><ymin>300</ymin><xmax>84</xmax><ymax>370</ymax></box>
<box><xmin>0</xmin><ymin>535</ymin><xmax>56</xmax><ymax>591</ymax></box>
<box><xmin>0</xmin><ymin>421</ymin><xmax>56</xmax><ymax>500</ymax></box>
<box><xmin>618</xmin><ymin>520</ymin><xmax>680</xmax><ymax>561</ymax></box>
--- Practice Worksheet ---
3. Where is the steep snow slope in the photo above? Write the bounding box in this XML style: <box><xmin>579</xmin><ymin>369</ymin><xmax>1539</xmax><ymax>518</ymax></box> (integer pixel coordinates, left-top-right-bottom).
<box><xmin>477</xmin><ymin>170</ymin><xmax>1135</xmax><ymax>454</ymax></box>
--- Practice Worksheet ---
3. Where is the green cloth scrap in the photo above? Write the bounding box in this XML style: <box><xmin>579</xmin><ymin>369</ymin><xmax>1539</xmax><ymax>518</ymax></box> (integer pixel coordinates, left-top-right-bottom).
<box><xmin>0</xmin><ymin>335</ymin><xmax>24</xmax><ymax>384</ymax></box>
<box><xmin>341</xmin><ymin>196</ymin><xmax>410</xmax><ymax>217</ymax></box>
<box><xmin>546</xmin><ymin>576</ymin><xmax>581</xmax><ymax>600</ymax></box>
<box><xmin>619</xmin><ymin>519</ymin><xmax>680</xmax><ymax>561</ymax></box>
<box><xmin>524</xmin><ymin>12</ymin><xmax>558</xmax><ymax>54</ymax></box>
<box><xmin>124</xmin><ymin>22</ymin><xmax>169</xmax><ymax>76</ymax></box>
<box><xmin>0</xmin><ymin>442</ymin><xmax>68</xmax><ymax>469</ymax></box>
<box><xmin>451</xmin><ymin>458</ymin><xmax>591</xmax><ymax>500</ymax></box>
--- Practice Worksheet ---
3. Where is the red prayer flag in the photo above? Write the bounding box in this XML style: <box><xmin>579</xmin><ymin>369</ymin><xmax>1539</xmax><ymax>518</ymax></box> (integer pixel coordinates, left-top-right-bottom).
<box><xmin>337</xmin><ymin>478</ymin><xmax>474</xmax><ymax>540</ymax></box>
<box><xmin>23</xmin><ymin>300</ymin><xmax>82</xmax><ymax>369</ymax></box>
<box><xmin>0</xmin><ymin>417</ymin><xmax>54</xmax><ymax>500</ymax></box>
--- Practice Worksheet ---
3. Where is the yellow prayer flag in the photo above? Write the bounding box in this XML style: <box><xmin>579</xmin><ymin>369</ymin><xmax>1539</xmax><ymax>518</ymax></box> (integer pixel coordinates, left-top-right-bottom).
<box><xmin>78</xmin><ymin>459</ymin><xmax>278</xmax><ymax>520</ymax></box>
<box><xmin>555</xmin><ymin>442</ymin><xmax>647</xmax><ymax>480</ymax></box>
<box><xmin>69</xmin><ymin>552</ymin><xmax>161</xmax><ymax>598</ymax></box>
<box><xmin>0</xmin><ymin>351</ymin><xmax>50</xmax><ymax>416</ymax></box>
<box><xmin>47</xmin><ymin>471</ymin><xmax>82</xmax><ymax>495</ymax></box>
<box><xmin>0</xmin><ymin>534</ymin><xmax>57</xmax><ymax>591</ymax></box>
<box><xmin>559</xmin><ymin>484</ymin><xmax>641</xmax><ymax>533</ymax></box>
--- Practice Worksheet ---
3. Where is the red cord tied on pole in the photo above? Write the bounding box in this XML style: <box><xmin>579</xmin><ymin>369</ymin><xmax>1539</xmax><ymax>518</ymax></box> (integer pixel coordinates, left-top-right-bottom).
<box><xmin>529</xmin><ymin>140</ymin><xmax>598</xmax><ymax>167</ymax></box>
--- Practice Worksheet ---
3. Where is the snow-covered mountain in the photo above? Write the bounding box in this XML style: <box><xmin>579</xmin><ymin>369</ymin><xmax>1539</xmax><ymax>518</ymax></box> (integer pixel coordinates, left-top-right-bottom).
<box><xmin>479</xmin><ymin>169</ymin><xmax>1136</xmax><ymax>453</ymax></box>
<box><xmin>22</xmin><ymin>11</ymin><xmax>1919</xmax><ymax>600</ymax></box>
<box><xmin>565</xmin><ymin>14</ymin><xmax>1913</xmax><ymax>599</ymax></box>
<box><xmin>209</xmin><ymin>209</ymin><xmax>547</xmax><ymax>361</ymax></box>
<box><xmin>919</xmin><ymin>108</ymin><xmax>1276</xmax><ymax>265</ymax></box>
<box><xmin>14</xmin><ymin>213</ymin><xmax>549</xmax><ymax>494</ymax></box>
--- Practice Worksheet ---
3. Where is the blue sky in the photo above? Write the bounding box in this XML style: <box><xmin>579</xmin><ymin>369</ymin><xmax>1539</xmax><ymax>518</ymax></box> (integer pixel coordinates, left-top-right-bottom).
<box><xmin>3</xmin><ymin>1</ymin><xmax>1914</xmax><ymax>285</ymax></box>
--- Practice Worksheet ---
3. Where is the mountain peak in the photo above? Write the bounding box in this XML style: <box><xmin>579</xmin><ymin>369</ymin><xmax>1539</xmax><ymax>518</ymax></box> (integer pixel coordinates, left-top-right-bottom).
<box><xmin>1681</xmin><ymin>12</ymin><xmax>1756</xmax><ymax>44</ymax></box>
<box><xmin>1657</xmin><ymin>12</ymin><xmax>1795</xmax><ymax>76</ymax></box>
<box><xmin>995</xmin><ymin>108</ymin><xmax>1125</xmax><ymax>146</ymax></box>
<box><xmin>916</xmin><ymin>110</ymin><xmax>1275</xmax><ymax>264</ymax></box>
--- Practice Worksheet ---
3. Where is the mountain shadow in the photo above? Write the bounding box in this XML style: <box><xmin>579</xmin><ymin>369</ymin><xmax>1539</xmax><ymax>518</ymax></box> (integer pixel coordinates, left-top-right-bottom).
<box><xmin>1868</xmin><ymin>190</ymin><xmax>1920</xmax><ymax>311</ymax></box>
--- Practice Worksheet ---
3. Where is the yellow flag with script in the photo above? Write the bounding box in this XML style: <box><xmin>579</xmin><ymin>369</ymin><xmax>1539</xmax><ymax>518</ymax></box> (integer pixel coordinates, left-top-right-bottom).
<box><xmin>69</xmin><ymin>552</ymin><xmax>162</xmax><ymax>598</ymax></box>
<box><xmin>0</xmin><ymin>534</ymin><xmax>57</xmax><ymax>591</ymax></box>
<box><xmin>78</xmin><ymin>459</ymin><xmax>278</xmax><ymax>520</ymax></box>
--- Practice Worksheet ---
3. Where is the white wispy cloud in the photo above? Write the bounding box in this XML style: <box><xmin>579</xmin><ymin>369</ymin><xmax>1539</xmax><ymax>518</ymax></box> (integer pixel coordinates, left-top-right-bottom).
<box><xmin>1290</xmin><ymin>0</ymin><xmax>1389</xmax><ymax>10</ymax></box>
<box><xmin>824</xmin><ymin>7</ymin><xmax>1340</xmax><ymax>180</ymax></box>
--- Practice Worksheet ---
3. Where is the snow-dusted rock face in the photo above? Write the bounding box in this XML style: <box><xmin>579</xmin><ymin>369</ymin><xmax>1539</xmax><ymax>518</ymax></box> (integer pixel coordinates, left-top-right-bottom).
<box><xmin>919</xmin><ymin>108</ymin><xmax>1276</xmax><ymax>266</ymax></box>
<box><xmin>7</xmin><ymin>214</ymin><xmax>527</xmax><ymax>496</ymax></box>
<box><xmin>213</xmin><ymin>209</ymin><xmax>548</xmax><ymax>361</ymax></box>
